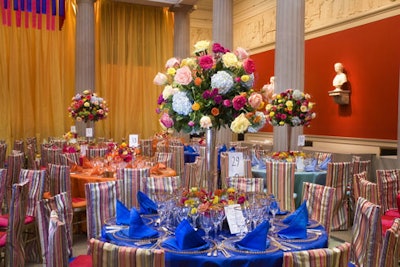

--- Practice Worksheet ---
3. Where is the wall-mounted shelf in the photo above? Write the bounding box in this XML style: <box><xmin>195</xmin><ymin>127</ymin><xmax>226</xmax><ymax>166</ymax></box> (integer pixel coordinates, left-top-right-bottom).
<box><xmin>328</xmin><ymin>90</ymin><xmax>350</xmax><ymax>105</ymax></box>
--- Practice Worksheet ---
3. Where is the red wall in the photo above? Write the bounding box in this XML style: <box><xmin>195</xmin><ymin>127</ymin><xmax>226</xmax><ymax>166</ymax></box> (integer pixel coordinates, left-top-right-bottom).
<box><xmin>252</xmin><ymin>15</ymin><xmax>400</xmax><ymax>140</ymax></box>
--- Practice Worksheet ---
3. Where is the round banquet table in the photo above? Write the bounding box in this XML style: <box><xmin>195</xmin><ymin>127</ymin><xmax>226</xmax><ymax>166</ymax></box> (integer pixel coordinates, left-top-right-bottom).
<box><xmin>101</xmin><ymin>214</ymin><xmax>328</xmax><ymax>267</ymax></box>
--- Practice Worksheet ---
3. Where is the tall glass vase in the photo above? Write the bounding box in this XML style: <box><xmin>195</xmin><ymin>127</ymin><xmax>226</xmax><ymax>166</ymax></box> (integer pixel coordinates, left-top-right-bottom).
<box><xmin>205</xmin><ymin>128</ymin><xmax>217</xmax><ymax>193</ymax></box>
<box><xmin>287</xmin><ymin>125</ymin><xmax>292</xmax><ymax>152</ymax></box>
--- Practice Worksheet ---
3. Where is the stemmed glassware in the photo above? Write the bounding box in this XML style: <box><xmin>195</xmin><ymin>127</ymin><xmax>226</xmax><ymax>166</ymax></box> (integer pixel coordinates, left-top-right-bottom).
<box><xmin>210</xmin><ymin>208</ymin><xmax>223</xmax><ymax>237</ymax></box>
<box><xmin>199</xmin><ymin>211</ymin><xmax>213</xmax><ymax>240</ymax></box>
<box><xmin>269</xmin><ymin>197</ymin><xmax>280</xmax><ymax>230</ymax></box>
<box><xmin>177</xmin><ymin>206</ymin><xmax>190</xmax><ymax>223</ymax></box>
<box><xmin>234</xmin><ymin>206</ymin><xmax>247</xmax><ymax>238</ymax></box>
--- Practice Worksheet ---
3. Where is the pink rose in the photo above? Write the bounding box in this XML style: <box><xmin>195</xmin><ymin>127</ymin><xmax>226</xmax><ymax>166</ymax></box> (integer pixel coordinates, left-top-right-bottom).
<box><xmin>232</xmin><ymin>95</ymin><xmax>247</xmax><ymax>110</ymax></box>
<box><xmin>153</xmin><ymin>72</ymin><xmax>168</xmax><ymax>85</ymax></box>
<box><xmin>165</xmin><ymin>57</ymin><xmax>180</xmax><ymax>69</ymax></box>
<box><xmin>174</xmin><ymin>66</ymin><xmax>193</xmax><ymax>85</ymax></box>
<box><xmin>160</xmin><ymin>113</ymin><xmax>174</xmax><ymax>128</ymax></box>
<box><xmin>199</xmin><ymin>55</ymin><xmax>214</xmax><ymax>70</ymax></box>
<box><xmin>243</xmin><ymin>58</ymin><xmax>255</xmax><ymax>74</ymax></box>
<box><xmin>235</xmin><ymin>47</ymin><xmax>249</xmax><ymax>60</ymax></box>
<box><xmin>248</xmin><ymin>92</ymin><xmax>263</xmax><ymax>109</ymax></box>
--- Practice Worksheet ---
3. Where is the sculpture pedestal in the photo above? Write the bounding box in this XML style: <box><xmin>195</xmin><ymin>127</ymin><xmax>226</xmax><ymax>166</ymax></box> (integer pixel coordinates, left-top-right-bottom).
<box><xmin>328</xmin><ymin>90</ymin><xmax>350</xmax><ymax>105</ymax></box>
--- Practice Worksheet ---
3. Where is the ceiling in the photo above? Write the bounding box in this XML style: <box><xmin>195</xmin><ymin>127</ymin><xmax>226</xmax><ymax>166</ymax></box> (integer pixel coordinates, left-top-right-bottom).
<box><xmin>114</xmin><ymin>0</ymin><xmax>199</xmax><ymax>7</ymax></box>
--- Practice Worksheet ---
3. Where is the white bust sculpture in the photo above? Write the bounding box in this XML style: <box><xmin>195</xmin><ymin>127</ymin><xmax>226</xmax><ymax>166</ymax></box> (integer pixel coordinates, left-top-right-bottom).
<box><xmin>332</xmin><ymin>62</ymin><xmax>347</xmax><ymax>91</ymax></box>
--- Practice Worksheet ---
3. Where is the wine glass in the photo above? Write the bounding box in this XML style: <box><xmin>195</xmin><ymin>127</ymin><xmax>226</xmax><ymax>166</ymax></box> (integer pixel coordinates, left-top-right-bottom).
<box><xmin>269</xmin><ymin>197</ymin><xmax>280</xmax><ymax>230</ymax></box>
<box><xmin>199</xmin><ymin>211</ymin><xmax>213</xmax><ymax>240</ymax></box>
<box><xmin>234</xmin><ymin>206</ymin><xmax>247</xmax><ymax>238</ymax></box>
<box><xmin>177</xmin><ymin>206</ymin><xmax>190</xmax><ymax>223</ymax></box>
<box><xmin>210</xmin><ymin>208</ymin><xmax>223</xmax><ymax>237</ymax></box>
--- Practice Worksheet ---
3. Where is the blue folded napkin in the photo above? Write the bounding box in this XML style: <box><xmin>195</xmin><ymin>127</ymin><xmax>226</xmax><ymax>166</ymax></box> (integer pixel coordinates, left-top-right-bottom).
<box><xmin>277</xmin><ymin>201</ymin><xmax>308</xmax><ymax>239</ymax></box>
<box><xmin>251</xmin><ymin>153</ymin><xmax>260</xmax><ymax>167</ymax></box>
<box><xmin>304</xmin><ymin>158</ymin><xmax>317</xmax><ymax>172</ymax></box>
<box><xmin>184</xmin><ymin>146</ymin><xmax>199</xmax><ymax>163</ymax></box>
<box><xmin>120</xmin><ymin>208</ymin><xmax>159</xmax><ymax>239</ymax></box>
<box><xmin>184</xmin><ymin>145</ymin><xmax>196</xmax><ymax>153</ymax></box>
<box><xmin>116</xmin><ymin>200</ymin><xmax>131</xmax><ymax>225</ymax></box>
<box><xmin>137</xmin><ymin>191</ymin><xmax>158</xmax><ymax>215</ymax></box>
<box><xmin>318</xmin><ymin>156</ymin><xmax>331</xmax><ymax>170</ymax></box>
<box><xmin>162</xmin><ymin>219</ymin><xmax>209</xmax><ymax>251</ymax></box>
<box><xmin>235</xmin><ymin>220</ymin><xmax>270</xmax><ymax>251</ymax></box>
<box><xmin>217</xmin><ymin>144</ymin><xmax>227</xmax><ymax>170</ymax></box>
<box><xmin>282</xmin><ymin>200</ymin><xmax>308</xmax><ymax>224</ymax></box>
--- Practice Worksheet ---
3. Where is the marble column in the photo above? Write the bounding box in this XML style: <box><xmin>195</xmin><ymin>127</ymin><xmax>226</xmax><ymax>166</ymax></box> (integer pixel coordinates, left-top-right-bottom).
<box><xmin>170</xmin><ymin>4</ymin><xmax>193</xmax><ymax>59</ymax></box>
<box><xmin>273</xmin><ymin>0</ymin><xmax>305</xmax><ymax>152</ymax></box>
<box><xmin>75</xmin><ymin>0</ymin><xmax>96</xmax><ymax>136</ymax></box>
<box><xmin>212</xmin><ymin>0</ymin><xmax>233</xmax><ymax>145</ymax></box>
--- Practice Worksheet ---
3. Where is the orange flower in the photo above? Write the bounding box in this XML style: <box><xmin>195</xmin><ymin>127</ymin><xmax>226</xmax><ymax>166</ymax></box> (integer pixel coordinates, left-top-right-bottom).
<box><xmin>192</xmin><ymin>102</ymin><xmax>200</xmax><ymax>111</ymax></box>
<box><xmin>194</xmin><ymin>77</ymin><xmax>202</xmax><ymax>86</ymax></box>
<box><xmin>211</xmin><ymin>107</ymin><xmax>220</xmax><ymax>116</ymax></box>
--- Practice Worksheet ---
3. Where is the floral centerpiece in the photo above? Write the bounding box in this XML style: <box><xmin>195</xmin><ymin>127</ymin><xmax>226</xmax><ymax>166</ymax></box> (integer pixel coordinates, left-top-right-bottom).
<box><xmin>154</xmin><ymin>40</ymin><xmax>266</xmax><ymax>134</ymax></box>
<box><xmin>265</xmin><ymin>88</ymin><xmax>315</xmax><ymax>127</ymax></box>
<box><xmin>106</xmin><ymin>142</ymin><xmax>137</xmax><ymax>163</ymax></box>
<box><xmin>68</xmin><ymin>90</ymin><xmax>109</xmax><ymax>123</ymax></box>
<box><xmin>271</xmin><ymin>151</ymin><xmax>306</xmax><ymax>162</ymax></box>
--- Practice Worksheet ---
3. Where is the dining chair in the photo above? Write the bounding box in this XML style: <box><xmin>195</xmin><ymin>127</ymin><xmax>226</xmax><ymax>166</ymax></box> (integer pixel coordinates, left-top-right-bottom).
<box><xmin>13</xmin><ymin>139</ymin><xmax>25</xmax><ymax>154</ymax></box>
<box><xmin>357</xmin><ymin>174</ymin><xmax>378</xmax><ymax>204</ymax></box>
<box><xmin>220</xmin><ymin>151</ymin><xmax>252</xmax><ymax>189</ymax></box>
<box><xmin>349</xmin><ymin>197</ymin><xmax>382</xmax><ymax>267</ymax></box>
<box><xmin>140</xmin><ymin>175</ymin><xmax>181</xmax><ymax>201</ymax></box>
<box><xmin>87</xmin><ymin>147</ymin><xmax>108</xmax><ymax>160</ymax></box>
<box><xmin>37</xmin><ymin>192</ymin><xmax>73</xmax><ymax>264</ymax></box>
<box><xmin>0</xmin><ymin>180</ymin><xmax>29</xmax><ymax>267</ymax></box>
<box><xmin>169</xmin><ymin>144</ymin><xmax>184</xmax><ymax>178</ymax></box>
<box><xmin>376</xmin><ymin>168</ymin><xmax>400</xmax><ymax>214</ymax></box>
<box><xmin>378</xmin><ymin>218</ymin><xmax>400</xmax><ymax>267</ymax></box>
<box><xmin>314</xmin><ymin>152</ymin><xmax>332</xmax><ymax>166</ymax></box>
<box><xmin>49</xmin><ymin>138</ymin><xmax>67</xmax><ymax>150</ymax></box>
<box><xmin>5</xmin><ymin>151</ymin><xmax>24</xmax><ymax>212</ymax></box>
<box><xmin>302</xmin><ymin>182</ymin><xmax>335</xmax><ymax>236</ymax></box>
<box><xmin>26</xmin><ymin>136</ymin><xmax>38</xmax><ymax>154</ymax></box>
<box><xmin>325</xmin><ymin>161</ymin><xmax>352</xmax><ymax>231</ymax></box>
<box><xmin>266</xmin><ymin>161</ymin><xmax>296</xmax><ymax>212</ymax></box>
<box><xmin>154</xmin><ymin>152</ymin><xmax>174</xmax><ymax>169</ymax></box>
<box><xmin>0</xmin><ymin>143</ymin><xmax>7</xmax><ymax>168</ymax></box>
<box><xmin>116</xmin><ymin>167</ymin><xmax>150</xmax><ymax>209</ymax></box>
<box><xmin>0</xmin><ymin>169</ymin><xmax>8</xmax><ymax>214</ymax></box>
<box><xmin>42</xmin><ymin>146</ymin><xmax>63</xmax><ymax>166</ymax></box>
<box><xmin>226</xmin><ymin>177</ymin><xmax>264</xmax><ymax>193</ymax></box>
<box><xmin>183</xmin><ymin>156</ymin><xmax>204</xmax><ymax>189</ymax></box>
<box><xmin>140</xmin><ymin>139</ymin><xmax>153</xmax><ymax>157</ymax></box>
<box><xmin>85</xmin><ymin>181</ymin><xmax>118</xmax><ymax>252</ymax></box>
<box><xmin>26</xmin><ymin>143</ymin><xmax>39</xmax><ymax>170</ymax></box>
<box><xmin>282</xmin><ymin>242</ymin><xmax>351</xmax><ymax>267</ymax></box>
<box><xmin>352</xmin><ymin>159</ymin><xmax>371</xmax><ymax>176</ymax></box>
<box><xmin>59</xmin><ymin>152</ymin><xmax>80</xmax><ymax>166</ymax></box>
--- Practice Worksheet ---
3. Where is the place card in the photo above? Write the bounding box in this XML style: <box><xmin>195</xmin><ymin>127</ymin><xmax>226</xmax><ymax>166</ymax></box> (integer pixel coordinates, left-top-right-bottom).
<box><xmin>298</xmin><ymin>135</ymin><xmax>305</xmax><ymax>146</ymax></box>
<box><xmin>228</xmin><ymin>152</ymin><xmax>245</xmax><ymax>177</ymax></box>
<box><xmin>224</xmin><ymin>204</ymin><xmax>248</xmax><ymax>235</ymax></box>
<box><xmin>129</xmin><ymin>134</ymin><xmax>139</xmax><ymax>147</ymax></box>
<box><xmin>86</xmin><ymin>128</ymin><xmax>93</xmax><ymax>138</ymax></box>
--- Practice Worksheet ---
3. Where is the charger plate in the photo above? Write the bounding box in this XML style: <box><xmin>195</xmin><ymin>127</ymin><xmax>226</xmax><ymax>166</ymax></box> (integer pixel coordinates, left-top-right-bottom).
<box><xmin>274</xmin><ymin>219</ymin><xmax>321</xmax><ymax>229</ymax></box>
<box><xmin>222</xmin><ymin>237</ymin><xmax>279</xmax><ymax>255</ymax></box>
<box><xmin>112</xmin><ymin>229</ymin><xmax>165</xmax><ymax>243</ymax></box>
<box><xmin>104</xmin><ymin>216</ymin><xmax>154</xmax><ymax>226</ymax></box>
<box><xmin>160</xmin><ymin>239</ymin><xmax>215</xmax><ymax>255</ymax></box>
<box><xmin>275</xmin><ymin>231</ymin><xmax>319</xmax><ymax>243</ymax></box>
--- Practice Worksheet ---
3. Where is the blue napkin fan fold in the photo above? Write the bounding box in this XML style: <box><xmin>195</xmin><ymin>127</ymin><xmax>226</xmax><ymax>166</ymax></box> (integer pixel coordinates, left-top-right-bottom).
<box><xmin>235</xmin><ymin>220</ymin><xmax>270</xmax><ymax>251</ymax></box>
<box><xmin>120</xmin><ymin>208</ymin><xmax>159</xmax><ymax>239</ymax></box>
<box><xmin>137</xmin><ymin>191</ymin><xmax>158</xmax><ymax>215</ymax></box>
<box><xmin>304</xmin><ymin>158</ymin><xmax>317</xmax><ymax>172</ymax></box>
<box><xmin>278</xmin><ymin>200</ymin><xmax>308</xmax><ymax>239</ymax></box>
<box><xmin>116</xmin><ymin>200</ymin><xmax>131</xmax><ymax>225</ymax></box>
<box><xmin>318</xmin><ymin>156</ymin><xmax>331</xmax><ymax>170</ymax></box>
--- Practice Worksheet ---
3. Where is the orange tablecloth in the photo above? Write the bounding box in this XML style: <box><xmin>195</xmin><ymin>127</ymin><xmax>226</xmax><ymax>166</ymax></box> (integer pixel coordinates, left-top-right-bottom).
<box><xmin>70</xmin><ymin>172</ymin><xmax>116</xmax><ymax>199</ymax></box>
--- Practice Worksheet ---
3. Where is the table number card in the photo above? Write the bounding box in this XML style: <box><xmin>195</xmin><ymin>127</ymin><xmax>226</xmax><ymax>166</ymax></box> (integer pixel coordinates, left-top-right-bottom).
<box><xmin>86</xmin><ymin>128</ymin><xmax>93</xmax><ymax>138</ymax></box>
<box><xmin>298</xmin><ymin>134</ymin><xmax>305</xmax><ymax>146</ymax></box>
<box><xmin>228</xmin><ymin>152</ymin><xmax>244</xmax><ymax>177</ymax></box>
<box><xmin>224</xmin><ymin>204</ymin><xmax>248</xmax><ymax>235</ymax></box>
<box><xmin>70</xmin><ymin>126</ymin><xmax>76</xmax><ymax>133</ymax></box>
<box><xmin>129</xmin><ymin>134</ymin><xmax>139</xmax><ymax>147</ymax></box>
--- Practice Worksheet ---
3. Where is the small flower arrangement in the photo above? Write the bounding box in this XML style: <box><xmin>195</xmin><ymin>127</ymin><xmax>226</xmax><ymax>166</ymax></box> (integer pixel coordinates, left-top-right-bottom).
<box><xmin>68</xmin><ymin>90</ymin><xmax>109</xmax><ymax>123</ymax></box>
<box><xmin>154</xmin><ymin>40</ymin><xmax>266</xmax><ymax>134</ymax></box>
<box><xmin>271</xmin><ymin>151</ymin><xmax>306</xmax><ymax>162</ymax></box>
<box><xmin>265</xmin><ymin>89</ymin><xmax>316</xmax><ymax>127</ymax></box>
<box><xmin>180</xmin><ymin>187</ymin><xmax>246</xmax><ymax>212</ymax></box>
<box><xmin>107</xmin><ymin>142</ymin><xmax>137</xmax><ymax>163</ymax></box>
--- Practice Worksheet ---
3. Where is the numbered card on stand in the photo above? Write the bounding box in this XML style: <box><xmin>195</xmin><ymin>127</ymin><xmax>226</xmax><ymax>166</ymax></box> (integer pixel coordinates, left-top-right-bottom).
<box><xmin>228</xmin><ymin>152</ymin><xmax>245</xmax><ymax>177</ymax></box>
<box><xmin>86</xmin><ymin>128</ymin><xmax>93</xmax><ymax>138</ymax></box>
<box><xmin>224</xmin><ymin>204</ymin><xmax>248</xmax><ymax>235</ymax></box>
<box><xmin>129</xmin><ymin>134</ymin><xmax>139</xmax><ymax>147</ymax></box>
<box><xmin>298</xmin><ymin>134</ymin><xmax>305</xmax><ymax>147</ymax></box>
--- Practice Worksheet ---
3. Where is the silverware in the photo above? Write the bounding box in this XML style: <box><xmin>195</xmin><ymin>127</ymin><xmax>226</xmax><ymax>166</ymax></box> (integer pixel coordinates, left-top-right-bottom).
<box><xmin>269</xmin><ymin>236</ymin><xmax>291</xmax><ymax>251</ymax></box>
<box><xmin>280</xmin><ymin>241</ymin><xmax>301</xmax><ymax>250</ymax></box>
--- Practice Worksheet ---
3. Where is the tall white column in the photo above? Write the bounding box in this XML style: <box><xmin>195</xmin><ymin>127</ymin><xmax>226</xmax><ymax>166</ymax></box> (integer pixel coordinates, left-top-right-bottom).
<box><xmin>170</xmin><ymin>4</ymin><xmax>193</xmax><ymax>59</ymax></box>
<box><xmin>273</xmin><ymin>0</ymin><xmax>305</xmax><ymax>152</ymax></box>
<box><xmin>213</xmin><ymin>0</ymin><xmax>233</xmax><ymax>145</ymax></box>
<box><xmin>75</xmin><ymin>0</ymin><xmax>96</xmax><ymax>136</ymax></box>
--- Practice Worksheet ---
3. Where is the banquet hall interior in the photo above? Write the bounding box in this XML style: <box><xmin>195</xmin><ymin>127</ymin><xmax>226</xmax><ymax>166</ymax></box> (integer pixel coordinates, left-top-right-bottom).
<box><xmin>1</xmin><ymin>0</ymin><xmax>400</xmax><ymax>266</ymax></box>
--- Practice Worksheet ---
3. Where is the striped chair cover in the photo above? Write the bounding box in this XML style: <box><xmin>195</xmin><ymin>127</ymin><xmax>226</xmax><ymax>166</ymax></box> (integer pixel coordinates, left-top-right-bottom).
<box><xmin>350</xmin><ymin>197</ymin><xmax>382</xmax><ymax>267</ymax></box>
<box><xmin>85</xmin><ymin>181</ymin><xmax>118</xmax><ymax>247</ymax></box>
<box><xmin>302</xmin><ymin>182</ymin><xmax>335</xmax><ymax>236</ymax></box>
<box><xmin>59</xmin><ymin>152</ymin><xmax>80</xmax><ymax>166</ymax></box>
<box><xmin>379</xmin><ymin>218</ymin><xmax>400</xmax><ymax>267</ymax></box>
<box><xmin>47</xmin><ymin>210</ymin><xmax>69</xmax><ymax>267</ymax></box>
<box><xmin>314</xmin><ymin>152</ymin><xmax>332</xmax><ymax>166</ymax></box>
<box><xmin>116</xmin><ymin>167</ymin><xmax>149</xmax><ymax>209</ymax></box>
<box><xmin>26</xmin><ymin>144</ymin><xmax>39</xmax><ymax>170</ymax></box>
<box><xmin>49</xmin><ymin>139</ymin><xmax>67</xmax><ymax>150</ymax></box>
<box><xmin>326</xmin><ymin>162</ymin><xmax>352</xmax><ymax>231</ymax></box>
<box><xmin>169</xmin><ymin>145</ymin><xmax>184</xmax><ymax>178</ymax></box>
<box><xmin>0</xmin><ymin>169</ymin><xmax>8</xmax><ymax>214</ymax></box>
<box><xmin>226</xmin><ymin>177</ymin><xmax>264</xmax><ymax>193</ymax></box>
<box><xmin>37</xmin><ymin>192</ymin><xmax>73</xmax><ymax>264</ymax></box>
<box><xmin>26</xmin><ymin>136</ymin><xmax>38</xmax><ymax>154</ymax></box>
<box><xmin>376</xmin><ymin>169</ymin><xmax>400</xmax><ymax>213</ymax></box>
<box><xmin>87</xmin><ymin>147</ymin><xmax>108</xmax><ymax>160</ymax></box>
<box><xmin>154</xmin><ymin>152</ymin><xmax>174</xmax><ymax>169</ymax></box>
<box><xmin>0</xmin><ymin>143</ymin><xmax>7</xmax><ymax>168</ymax></box>
<box><xmin>183</xmin><ymin>157</ymin><xmax>204</xmax><ymax>189</ymax></box>
<box><xmin>13</xmin><ymin>139</ymin><xmax>25</xmax><ymax>154</ymax></box>
<box><xmin>352</xmin><ymin>159</ymin><xmax>371</xmax><ymax>175</ymax></box>
<box><xmin>234</xmin><ymin>146</ymin><xmax>251</xmax><ymax>159</ymax></box>
<box><xmin>358</xmin><ymin>178</ymin><xmax>378</xmax><ymax>204</ymax></box>
<box><xmin>4</xmin><ymin>181</ymin><xmax>29</xmax><ymax>267</ymax></box>
<box><xmin>136</xmin><ymin>247</ymin><xmax>165</xmax><ymax>267</ymax></box>
<box><xmin>220</xmin><ymin>152</ymin><xmax>252</xmax><ymax>189</ymax></box>
<box><xmin>266</xmin><ymin>161</ymin><xmax>296</xmax><ymax>212</ymax></box>
<box><xmin>5</xmin><ymin>152</ymin><xmax>25</xmax><ymax>208</ymax></box>
<box><xmin>352</xmin><ymin>171</ymin><xmax>368</xmax><ymax>205</ymax></box>
<box><xmin>283</xmin><ymin>242</ymin><xmax>351</xmax><ymax>267</ymax></box>
<box><xmin>140</xmin><ymin>176</ymin><xmax>181</xmax><ymax>201</ymax></box>
<box><xmin>140</xmin><ymin>139</ymin><xmax>153</xmax><ymax>157</ymax></box>
<box><xmin>18</xmin><ymin>169</ymin><xmax>46</xmax><ymax>217</ymax></box>
<box><xmin>43</xmin><ymin>146</ymin><xmax>63</xmax><ymax>166</ymax></box>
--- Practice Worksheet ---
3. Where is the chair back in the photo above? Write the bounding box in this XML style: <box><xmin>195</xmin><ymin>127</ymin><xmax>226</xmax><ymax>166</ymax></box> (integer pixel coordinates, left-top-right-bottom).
<box><xmin>226</xmin><ymin>177</ymin><xmax>264</xmax><ymax>193</ymax></box>
<box><xmin>352</xmin><ymin>159</ymin><xmax>371</xmax><ymax>175</ymax></box>
<box><xmin>350</xmin><ymin>197</ymin><xmax>382</xmax><ymax>267</ymax></box>
<box><xmin>379</xmin><ymin>218</ymin><xmax>400</xmax><ymax>267</ymax></box>
<box><xmin>183</xmin><ymin>156</ymin><xmax>203</xmax><ymax>189</ymax></box>
<box><xmin>154</xmin><ymin>152</ymin><xmax>174</xmax><ymax>169</ymax></box>
<box><xmin>5</xmin><ymin>180</ymin><xmax>29</xmax><ymax>267</ymax></box>
<box><xmin>37</xmin><ymin>192</ymin><xmax>73</xmax><ymax>263</ymax></box>
<box><xmin>0</xmin><ymin>169</ymin><xmax>8</xmax><ymax>214</ymax></box>
<box><xmin>116</xmin><ymin>167</ymin><xmax>149</xmax><ymax>209</ymax></box>
<box><xmin>47</xmin><ymin>210</ymin><xmax>69</xmax><ymax>267</ymax></box>
<box><xmin>47</xmin><ymin>164</ymin><xmax>71</xmax><ymax>196</ymax></box>
<box><xmin>169</xmin><ymin>145</ymin><xmax>184</xmax><ymax>178</ymax></box>
<box><xmin>42</xmin><ymin>146</ymin><xmax>63</xmax><ymax>166</ymax></box>
<box><xmin>326</xmin><ymin>161</ymin><xmax>352</xmax><ymax>231</ymax></box>
<box><xmin>358</xmin><ymin>178</ymin><xmax>378</xmax><ymax>204</ymax></box>
<box><xmin>139</xmin><ymin>139</ymin><xmax>153</xmax><ymax>157</ymax></box>
<box><xmin>266</xmin><ymin>161</ymin><xmax>296</xmax><ymax>211</ymax></box>
<box><xmin>314</xmin><ymin>152</ymin><xmax>332</xmax><ymax>166</ymax></box>
<box><xmin>13</xmin><ymin>139</ymin><xmax>25</xmax><ymax>154</ymax></box>
<box><xmin>87</xmin><ymin>147</ymin><xmax>108</xmax><ymax>160</ymax></box>
<box><xmin>220</xmin><ymin>152</ymin><xmax>252</xmax><ymax>189</ymax></box>
<box><xmin>352</xmin><ymin>171</ymin><xmax>368</xmax><ymax>204</ymax></box>
<box><xmin>376</xmin><ymin>169</ymin><xmax>400</xmax><ymax>213</ymax></box>
<box><xmin>85</xmin><ymin>181</ymin><xmax>118</xmax><ymax>243</ymax></box>
<box><xmin>0</xmin><ymin>143</ymin><xmax>7</xmax><ymax>168</ymax></box>
<box><xmin>302</xmin><ymin>182</ymin><xmax>335</xmax><ymax>236</ymax></box>
<box><xmin>19</xmin><ymin>169</ymin><xmax>46</xmax><ymax>217</ymax></box>
<box><xmin>5</xmin><ymin>151</ymin><xmax>25</xmax><ymax>212</ymax></box>
<box><xmin>26</xmin><ymin>144</ymin><xmax>39</xmax><ymax>170</ymax></box>
<box><xmin>59</xmin><ymin>152</ymin><xmax>80</xmax><ymax>166</ymax></box>
<box><xmin>140</xmin><ymin>176</ymin><xmax>181</xmax><ymax>201</ymax></box>
<box><xmin>26</xmin><ymin>137</ymin><xmax>37</xmax><ymax>154</ymax></box>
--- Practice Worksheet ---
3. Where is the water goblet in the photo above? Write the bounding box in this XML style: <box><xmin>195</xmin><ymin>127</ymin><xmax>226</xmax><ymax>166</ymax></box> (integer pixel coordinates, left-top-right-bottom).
<box><xmin>234</xmin><ymin>206</ymin><xmax>247</xmax><ymax>238</ymax></box>
<box><xmin>210</xmin><ymin>208</ymin><xmax>222</xmax><ymax>237</ymax></box>
<box><xmin>199</xmin><ymin>211</ymin><xmax>213</xmax><ymax>240</ymax></box>
<box><xmin>177</xmin><ymin>206</ymin><xmax>190</xmax><ymax>223</ymax></box>
<box><xmin>269</xmin><ymin>198</ymin><xmax>280</xmax><ymax>230</ymax></box>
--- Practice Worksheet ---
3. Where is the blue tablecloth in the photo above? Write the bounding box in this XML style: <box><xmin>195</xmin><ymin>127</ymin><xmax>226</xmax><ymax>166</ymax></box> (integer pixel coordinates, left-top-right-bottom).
<box><xmin>101</xmin><ymin>214</ymin><xmax>328</xmax><ymax>267</ymax></box>
<box><xmin>251</xmin><ymin>167</ymin><xmax>327</xmax><ymax>208</ymax></box>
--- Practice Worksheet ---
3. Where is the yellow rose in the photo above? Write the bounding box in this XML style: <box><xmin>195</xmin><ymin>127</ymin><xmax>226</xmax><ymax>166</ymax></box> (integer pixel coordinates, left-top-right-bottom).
<box><xmin>279</xmin><ymin>121</ymin><xmax>285</xmax><ymax>125</ymax></box>
<box><xmin>191</xmin><ymin>187</ymin><xmax>198</xmax><ymax>192</ymax></box>
<box><xmin>265</xmin><ymin>104</ymin><xmax>272</xmax><ymax>111</ymax></box>
<box><xmin>227</xmin><ymin>187</ymin><xmax>235</xmax><ymax>194</ymax></box>
<box><xmin>222</xmin><ymin>52</ymin><xmax>239</xmax><ymax>68</ymax></box>
<box><xmin>212</xmin><ymin>196</ymin><xmax>219</xmax><ymax>204</ymax></box>
<box><xmin>167</xmin><ymin>67</ymin><xmax>176</xmax><ymax>75</ymax></box>
<box><xmin>269</xmin><ymin>111</ymin><xmax>275</xmax><ymax>117</ymax></box>
<box><xmin>121</xmin><ymin>142</ymin><xmax>127</xmax><ymax>147</ymax></box>
<box><xmin>241</xmin><ymin>75</ymin><xmax>250</xmax><ymax>82</ymax></box>
<box><xmin>286</xmin><ymin>100</ymin><xmax>293</xmax><ymax>107</ymax></box>
<box><xmin>193</xmin><ymin>40</ymin><xmax>210</xmax><ymax>53</ymax></box>
<box><xmin>83</xmin><ymin>90</ymin><xmax>90</xmax><ymax>95</ymax></box>
<box><xmin>84</xmin><ymin>102</ymin><xmax>90</xmax><ymax>107</ymax></box>
<box><xmin>190</xmin><ymin>207</ymin><xmax>198</xmax><ymax>214</ymax></box>
<box><xmin>300</xmin><ymin>105</ymin><xmax>308</xmax><ymax>112</ymax></box>
<box><xmin>192</xmin><ymin>102</ymin><xmax>200</xmax><ymax>111</ymax></box>
<box><xmin>230</xmin><ymin>113</ymin><xmax>251</xmax><ymax>134</ymax></box>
